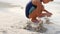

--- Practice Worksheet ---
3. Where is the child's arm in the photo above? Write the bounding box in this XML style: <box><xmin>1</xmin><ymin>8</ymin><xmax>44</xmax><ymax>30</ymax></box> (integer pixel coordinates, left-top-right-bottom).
<box><xmin>42</xmin><ymin>5</ymin><xmax>52</xmax><ymax>15</ymax></box>
<box><xmin>44</xmin><ymin>10</ymin><xmax>52</xmax><ymax>15</ymax></box>
<box><xmin>41</xmin><ymin>5</ymin><xmax>52</xmax><ymax>17</ymax></box>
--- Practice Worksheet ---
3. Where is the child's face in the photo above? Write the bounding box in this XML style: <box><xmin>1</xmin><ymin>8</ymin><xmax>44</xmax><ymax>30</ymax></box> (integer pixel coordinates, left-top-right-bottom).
<box><xmin>42</xmin><ymin>0</ymin><xmax>53</xmax><ymax>4</ymax></box>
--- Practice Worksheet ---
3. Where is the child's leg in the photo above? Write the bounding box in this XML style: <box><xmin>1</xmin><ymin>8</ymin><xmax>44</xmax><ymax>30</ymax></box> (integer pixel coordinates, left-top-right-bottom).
<box><xmin>29</xmin><ymin>14</ymin><xmax>39</xmax><ymax>23</ymax></box>
<box><xmin>32</xmin><ymin>17</ymin><xmax>39</xmax><ymax>23</ymax></box>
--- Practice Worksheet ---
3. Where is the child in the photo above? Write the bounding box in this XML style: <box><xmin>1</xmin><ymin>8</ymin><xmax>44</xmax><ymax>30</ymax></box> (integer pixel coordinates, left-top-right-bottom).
<box><xmin>26</xmin><ymin>0</ymin><xmax>53</xmax><ymax>23</ymax></box>
<box><xmin>25</xmin><ymin>0</ymin><xmax>53</xmax><ymax>32</ymax></box>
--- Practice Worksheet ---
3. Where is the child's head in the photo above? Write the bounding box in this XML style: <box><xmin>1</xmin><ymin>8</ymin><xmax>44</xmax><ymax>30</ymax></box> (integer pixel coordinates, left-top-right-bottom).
<box><xmin>42</xmin><ymin>0</ymin><xmax>53</xmax><ymax>4</ymax></box>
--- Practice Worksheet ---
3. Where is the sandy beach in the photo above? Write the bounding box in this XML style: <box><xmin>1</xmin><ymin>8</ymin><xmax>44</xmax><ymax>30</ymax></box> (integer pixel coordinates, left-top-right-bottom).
<box><xmin>0</xmin><ymin>0</ymin><xmax>60</xmax><ymax>34</ymax></box>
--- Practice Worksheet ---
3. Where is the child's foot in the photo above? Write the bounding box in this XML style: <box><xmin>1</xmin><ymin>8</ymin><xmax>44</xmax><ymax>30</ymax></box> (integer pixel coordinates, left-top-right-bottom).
<box><xmin>32</xmin><ymin>20</ymin><xmax>39</xmax><ymax>23</ymax></box>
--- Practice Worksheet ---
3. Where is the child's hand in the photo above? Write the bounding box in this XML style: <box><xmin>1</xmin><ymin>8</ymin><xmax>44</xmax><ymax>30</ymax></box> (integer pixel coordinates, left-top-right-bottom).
<box><xmin>48</xmin><ymin>12</ymin><xmax>52</xmax><ymax>15</ymax></box>
<box><xmin>47</xmin><ymin>13</ymin><xmax>52</xmax><ymax>17</ymax></box>
<box><xmin>43</xmin><ymin>10</ymin><xmax>52</xmax><ymax>17</ymax></box>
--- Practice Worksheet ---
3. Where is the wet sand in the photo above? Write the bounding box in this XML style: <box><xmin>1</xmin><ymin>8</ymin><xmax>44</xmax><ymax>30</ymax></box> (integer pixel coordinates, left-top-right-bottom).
<box><xmin>0</xmin><ymin>0</ymin><xmax>60</xmax><ymax>34</ymax></box>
